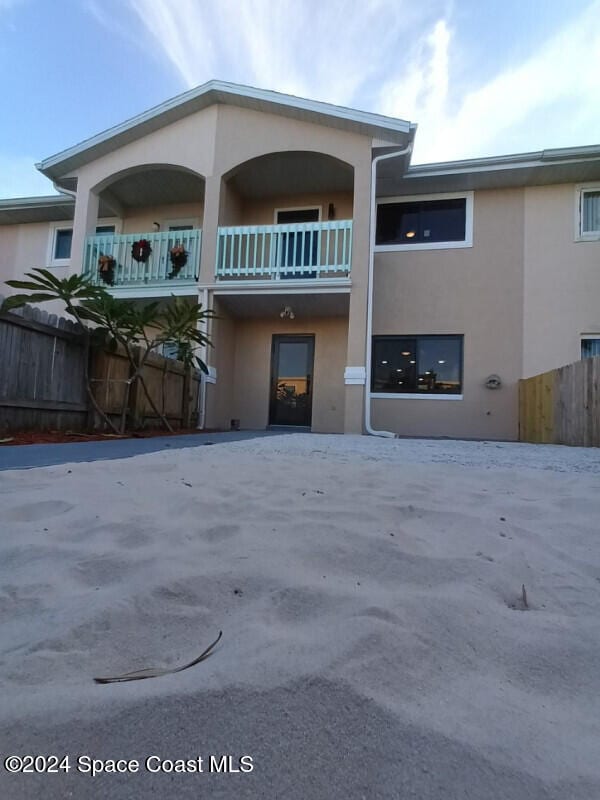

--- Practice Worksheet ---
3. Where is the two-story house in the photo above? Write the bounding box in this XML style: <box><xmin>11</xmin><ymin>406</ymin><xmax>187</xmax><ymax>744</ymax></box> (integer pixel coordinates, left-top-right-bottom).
<box><xmin>1</xmin><ymin>81</ymin><xmax>599</xmax><ymax>440</ymax></box>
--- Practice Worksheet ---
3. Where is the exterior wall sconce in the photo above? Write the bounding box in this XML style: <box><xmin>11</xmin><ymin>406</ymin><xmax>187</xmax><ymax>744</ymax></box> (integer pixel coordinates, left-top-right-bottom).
<box><xmin>279</xmin><ymin>306</ymin><xmax>295</xmax><ymax>319</ymax></box>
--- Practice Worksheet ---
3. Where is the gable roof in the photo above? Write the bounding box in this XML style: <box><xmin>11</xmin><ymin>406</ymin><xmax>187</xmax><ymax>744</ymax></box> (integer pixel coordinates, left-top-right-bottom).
<box><xmin>37</xmin><ymin>80</ymin><xmax>416</xmax><ymax>183</ymax></box>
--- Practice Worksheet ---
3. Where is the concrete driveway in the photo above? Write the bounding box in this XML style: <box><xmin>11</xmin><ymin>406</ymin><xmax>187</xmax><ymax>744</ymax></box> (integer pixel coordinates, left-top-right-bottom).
<box><xmin>0</xmin><ymin>430</ymin><xmax>288</xmax><ymax>471</ymax></box>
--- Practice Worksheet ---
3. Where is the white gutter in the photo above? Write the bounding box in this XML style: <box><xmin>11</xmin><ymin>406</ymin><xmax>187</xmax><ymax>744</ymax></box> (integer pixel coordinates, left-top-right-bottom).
<box><xmin>197</xmin><ymin>287</ymin><xmax>209</xmax><ymax>429</ymax></box>
<box><xmin>364</xmin><ymin>143</ymin><xmax>413</xmax><ymax>438</ymax></box>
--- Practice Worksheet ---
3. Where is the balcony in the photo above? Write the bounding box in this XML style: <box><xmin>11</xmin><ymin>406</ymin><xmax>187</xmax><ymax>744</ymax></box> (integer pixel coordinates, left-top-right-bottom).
<box><xmin>215</xmin><ymin>220</ymin><xmax>352</xmax><ymax>281</ymax></box>
<box><xmin>82</xmin><ymin>229</ymin><xmax>201</xmax><ymax>290</ymax></box>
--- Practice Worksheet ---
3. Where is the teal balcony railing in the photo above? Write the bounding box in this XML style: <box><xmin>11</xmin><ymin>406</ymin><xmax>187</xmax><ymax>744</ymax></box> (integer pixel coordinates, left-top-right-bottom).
<box><xmin>215</xmin><ymin>220</ymin><xmax>352</xmax><ymax>280</ymax></box>
<box><xmin>82</xmin><ymin>229</ymin><xmax>201</xmax><ymax>288</ymax></box>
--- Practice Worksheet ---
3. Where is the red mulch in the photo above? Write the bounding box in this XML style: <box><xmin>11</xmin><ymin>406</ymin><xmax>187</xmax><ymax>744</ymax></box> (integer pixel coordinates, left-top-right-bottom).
<box><xmin>0</xmin><ymin>428</ymin><xmax>224</xmax><ymax>447</ymax></box>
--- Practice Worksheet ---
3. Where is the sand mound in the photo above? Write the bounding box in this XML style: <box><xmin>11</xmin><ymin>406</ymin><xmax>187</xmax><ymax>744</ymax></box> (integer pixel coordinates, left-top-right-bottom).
<box><xmin>1</xmin><ymin>435</ymin><xmax>599</xmax><ymax>799</ymax></box>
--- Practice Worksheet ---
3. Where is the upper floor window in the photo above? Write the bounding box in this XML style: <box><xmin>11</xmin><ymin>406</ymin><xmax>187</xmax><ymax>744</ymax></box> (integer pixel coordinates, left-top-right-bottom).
<box><xmin>52</xmin><ymin>227</ymin><xmax>73</xmax><ymax>261</ymax></box>
<box><xmin>375</xmin><ymin>192</ymin><xmax>473</xmax><ymax>251</ymax></box>
<box><xmin>48</xmin><ymin>222</ymin><xmax>117</xmax><ymax>267</ymax></box>
<box><xmin>579</xmin><ymin>188</ymin><xmax>600</xmax><ymax>239</ymax></box>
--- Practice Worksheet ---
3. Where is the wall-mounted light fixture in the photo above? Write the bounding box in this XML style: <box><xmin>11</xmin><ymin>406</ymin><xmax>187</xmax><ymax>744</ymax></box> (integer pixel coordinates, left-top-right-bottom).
<box><xmin>279</xmin><ymin>305</ymin><xmax>295</xmax><ymax>320</ymax></box>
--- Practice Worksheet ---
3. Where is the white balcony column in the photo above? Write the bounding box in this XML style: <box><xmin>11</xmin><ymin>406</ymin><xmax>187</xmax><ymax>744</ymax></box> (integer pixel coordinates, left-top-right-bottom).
<box><xmin>198</xmin><ymin>174</ymin><xmax>221</xmax><ymax>285</ymax></box>
<box><xmin>71</xmin><ymin>182</ymin><xmax>99</xmax><ymax>278</ymax></box>
<box><xmin>344</xmin><ymin>152</ymin><xmax>371</xmax><ymax>433</ymax></box>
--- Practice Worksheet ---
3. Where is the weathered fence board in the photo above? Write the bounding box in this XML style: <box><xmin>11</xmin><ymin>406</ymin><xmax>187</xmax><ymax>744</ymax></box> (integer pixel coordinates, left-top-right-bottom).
<box><xmin>519</xmin><ymin>355</ymin><xmax>600</xmax><ymax>447</ymax></box>
<box><xmin>0</xmin><ymin>304</ymin><xmax>88</xmax><ymax>431</ymax></box>
<box><xmin>0</xmin><ymin>303</ymin><xmax>201</xmax><ymax>432</ymax></box>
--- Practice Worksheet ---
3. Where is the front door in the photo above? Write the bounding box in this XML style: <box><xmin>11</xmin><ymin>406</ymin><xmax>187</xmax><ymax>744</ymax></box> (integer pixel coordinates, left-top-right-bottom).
<box><xmin>276</xmin><ymin>208</ymin><xmax>319</xmax><ymax>278</ymax></box>
<box><xmin>269</xmin><ymin>335</ymin><xmax>315</xmax><ymax>426</ymax></box>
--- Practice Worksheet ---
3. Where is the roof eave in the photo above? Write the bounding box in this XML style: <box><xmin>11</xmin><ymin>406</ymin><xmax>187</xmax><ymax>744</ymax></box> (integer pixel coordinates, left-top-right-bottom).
<box><xmin>407</xmin><ymin>144</ymin><xmax>600</xmax><ymax>178</ymax></box>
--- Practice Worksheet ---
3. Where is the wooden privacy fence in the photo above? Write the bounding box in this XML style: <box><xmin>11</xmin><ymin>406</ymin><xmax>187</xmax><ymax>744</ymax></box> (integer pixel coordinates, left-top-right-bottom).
<box><xmin>90</xmin><ymin>346</ymin><xmax>200</xmax><ymax>430</ymax></box>
<box><xmin>519</xmin><ymin>355</ymin><xmax>600</xmax><ymax>447</ymax></box>
<box><xmin>0</xmin><ymin>304</ymin><xmax>88</xmax><ymax>431</ymax></box>
<box><xmin>0</xmin><ymin>302</ymin><xmax>201</xmax><ymax>432</ymax></box>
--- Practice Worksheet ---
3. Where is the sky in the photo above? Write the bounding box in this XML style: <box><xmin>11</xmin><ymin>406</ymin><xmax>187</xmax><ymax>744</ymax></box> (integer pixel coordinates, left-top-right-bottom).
<box><xmin>1</xmin><ymin>0</ymin><xmax>599</xmax><ymax>198</ymax></box>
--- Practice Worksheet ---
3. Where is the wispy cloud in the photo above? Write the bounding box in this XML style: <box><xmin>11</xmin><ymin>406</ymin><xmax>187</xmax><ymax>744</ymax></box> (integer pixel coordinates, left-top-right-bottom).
<box><xmin>86</xmin><ymin>0</ymin><xmax>600</xmax><ymax>163</ymax></box>
<box><xmin>108</xmin><ymin>0</ymin><xmax>442</xmax><ymax>106</ymax></box>
<box><xmin>381</xmin><ymin>2</ymin><xmax>600</xmax><ymax>161</ymax></box>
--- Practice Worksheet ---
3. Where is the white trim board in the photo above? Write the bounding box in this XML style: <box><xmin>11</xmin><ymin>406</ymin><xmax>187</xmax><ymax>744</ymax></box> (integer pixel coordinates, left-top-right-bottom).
<box><xmin>371</xmin><ymin>393</ymin><xmax>463</xmax><ymax>401</ymax></box>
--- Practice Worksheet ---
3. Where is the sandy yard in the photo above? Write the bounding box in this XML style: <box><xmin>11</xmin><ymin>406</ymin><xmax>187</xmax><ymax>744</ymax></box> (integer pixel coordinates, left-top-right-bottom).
<box><xmin>1</xmin><ymin>434</ymin><xmax>599</xmax><ymax>799</ymax></box>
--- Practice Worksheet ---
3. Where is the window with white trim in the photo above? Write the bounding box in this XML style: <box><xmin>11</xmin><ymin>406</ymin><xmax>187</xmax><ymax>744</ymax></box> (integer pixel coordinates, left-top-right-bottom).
<box><xmin>376</xmin><ymin>192</ymin><xmax>473</xmax><ymax>251</ymax></box>
<box><xmin>47</xmin><ymin>225</ymin><xmax>73</xmax><ymax>265</ymax></box>
<box><xmin>48</xmin><ymin>223</ymin><xmax>117</xmax><ymax>266</ymax></box>
<box><xmin>581</xmin><ymin>336</ymin><xmax>600</xmax><ymax>359</ymax></box>
<box><xmin>579</xmin><ymin>188</ymin><xmax>600</xmax><ymax>238</ymax></box>
<box><xmin>372</xmin><ymin>335</ymin><xmax>463</xmax><ymax>396</ymax></box>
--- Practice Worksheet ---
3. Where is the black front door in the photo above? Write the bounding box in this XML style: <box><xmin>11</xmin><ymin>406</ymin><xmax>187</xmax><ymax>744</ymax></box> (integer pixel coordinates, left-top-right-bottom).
<box><xmin>269</xmin><ymin>335</ymin><xmax>315</xmax><ymax>426</ymax></box>
<box><xmin>276</xmin><ymin>208</ymin><xmax>319</xmax><ymax>278</ymax></box>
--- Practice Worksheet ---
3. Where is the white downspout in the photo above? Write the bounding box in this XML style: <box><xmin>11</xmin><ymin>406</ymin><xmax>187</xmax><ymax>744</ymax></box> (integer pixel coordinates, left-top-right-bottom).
<box><xmin>197</xmin><ymin>287</ymin><xmax>209</xmax><ymax>429</ymax></box>
<box><xmin>364</xmin><ymin>143</ymin><xmax>413</xmax><ymax>438</ymax></box>
<box><xmin>53</xmin><ymin>181</ymin><xmax>76</xmax><ymax>199</ymax></box>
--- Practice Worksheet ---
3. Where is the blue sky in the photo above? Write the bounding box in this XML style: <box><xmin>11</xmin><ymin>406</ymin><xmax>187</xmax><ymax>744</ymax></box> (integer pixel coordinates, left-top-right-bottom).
<box><xmin>1</xmin><ymin>0</ymin><xmax>598</xmax><ymax>198</ymax></box>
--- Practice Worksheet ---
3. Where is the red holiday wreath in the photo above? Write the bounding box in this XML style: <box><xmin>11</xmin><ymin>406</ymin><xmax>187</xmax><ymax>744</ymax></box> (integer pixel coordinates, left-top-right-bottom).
<box><xmin>131</xmin><ymin>239</ymin><xmax>152</xmax><ymax>263</ymax></box>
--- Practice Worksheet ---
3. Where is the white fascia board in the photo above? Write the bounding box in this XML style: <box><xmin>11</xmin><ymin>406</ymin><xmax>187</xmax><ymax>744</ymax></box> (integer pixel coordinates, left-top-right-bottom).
<box><xmin>406</xmin><ymin>144</ymin><xmax>600</xmax><ymax>179</ymax></box>
<box><xmin>0</xmin><ymin>194</ymin><xmax>73</xmax><ymax>210</ymax></box>
<box><xmin>206</xmin><ymin>279</ymin><xmax>352</xmax><ymax>295</ymax></box>
<box><xmin>108</xmin><ymin>285</ymin><xmax>198</xmax><ymax>299</ymax></box>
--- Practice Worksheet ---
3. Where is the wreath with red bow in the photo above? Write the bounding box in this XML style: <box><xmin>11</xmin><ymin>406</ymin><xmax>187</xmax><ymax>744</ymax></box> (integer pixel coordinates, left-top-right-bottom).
<box><xmin>131</xmin><ymin>239</ymin><xmax>152</xmax><ymax>263</ymax></box>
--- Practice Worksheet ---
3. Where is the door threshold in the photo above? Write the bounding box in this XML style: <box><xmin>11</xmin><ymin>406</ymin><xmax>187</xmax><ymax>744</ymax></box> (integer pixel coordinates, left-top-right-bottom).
<box><xmin>267</xmin><ymin>425</ymin><xmax>312</xmax><ymax>432</ymax></box>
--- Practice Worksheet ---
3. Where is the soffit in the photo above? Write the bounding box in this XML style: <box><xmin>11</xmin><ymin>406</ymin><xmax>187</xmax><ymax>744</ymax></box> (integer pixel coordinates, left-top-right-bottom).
<box><xmin>104</xmin><ymin>168</ymin><xmax>205</xmax><ymax>208</ymax></box>
<box><xmin>0</xmin><ymin>196</ymin><xmax>74</xmax><ymax>224</ymax></box>
<box><xmin>229</xmin><ymin>152</ymin><xmax>354</xmax><ymax>200</ymax></box>
<box><xmin>214</xmin><ymin>290</ymin><xmax>350</xmax><ymax>318</ymax></box>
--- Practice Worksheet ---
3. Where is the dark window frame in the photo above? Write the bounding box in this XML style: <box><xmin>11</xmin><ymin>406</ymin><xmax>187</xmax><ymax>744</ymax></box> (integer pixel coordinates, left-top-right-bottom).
<box><xmin>375</xmin><ymin>194</ymin><xmax>471</xmax><ymax>248</ymax></box>
<box><xmin>53</xmin><ymin>227</ymin><xmax>73</xmax><ymax>261</ymax></box>
<box><xmin>371</xmin><ymin>335</ymin><xmax>464</xmax><ymax>395</ymax></box>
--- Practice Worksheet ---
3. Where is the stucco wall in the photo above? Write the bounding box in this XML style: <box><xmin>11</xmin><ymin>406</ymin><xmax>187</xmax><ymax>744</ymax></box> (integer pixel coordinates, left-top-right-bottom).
<box><xmin>204</xmin><ymin>297</ymin><xmax>236</xmax><ymax>430</ymax></box>
<box><xmin>371</xmin><ymin>188</ymin><xmax>525</xmax><ymax>440</ymax></box>
<box><xmin>0</xmin><ymin>222</ymin><xmax>68</xmax><ymax>316</ymax></box>
<box><xmin>0</xmin><ymin>225</ymin><xmax>20</xmax><ymax>289</ymax></box>
<box><xmin>122</xmin><ymin>203</ymin><xmax>203</xmax><ymax>234</ymax></box>
<box><xmin>236</xmin><ymin>191</ymin><xmax>353</xmax><ymax>226</ymax></box>
<box><xmin>522</xmin><ymin>184</ymin><xmax>600</xmax><ymax>377</ymax></box>
<box><xmin>228</xmin><ymin>315</ymin><xmax>348</xmax><ymax>433</ymax></box>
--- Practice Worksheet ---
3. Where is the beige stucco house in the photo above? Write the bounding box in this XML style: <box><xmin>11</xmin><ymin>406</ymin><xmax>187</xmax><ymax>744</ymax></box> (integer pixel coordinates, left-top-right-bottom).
<box><xmin>1</xmin><ymin>81</ymin><xmax>600</xmax><ymax>440</ymax></box>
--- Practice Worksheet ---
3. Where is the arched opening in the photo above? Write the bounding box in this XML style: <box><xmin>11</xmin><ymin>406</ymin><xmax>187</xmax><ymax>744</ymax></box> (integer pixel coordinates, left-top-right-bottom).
<box><xmin>93</xmin><ymin>163</ymin><xmax>206</xmax><ymax>231</ymax></box>
<box><xmin>84</xmin><ymin>164</ymin><xmax>206</xmax><ymax>290</ymax></box>
<box><xmin>216</xmin><ymin>152</ymin><xmax>354</xmax><ymax>284</ymax></box>
<box><xmin>219</xmin><ymin>151</ymin><xmax>354</xmax><ymax>226</ymax></box>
